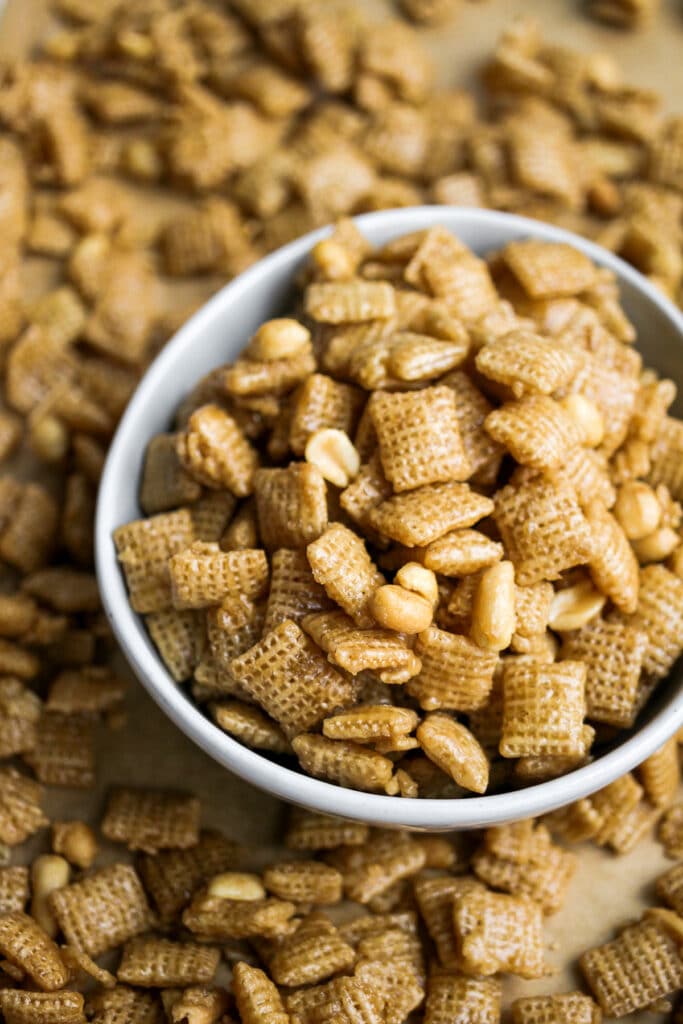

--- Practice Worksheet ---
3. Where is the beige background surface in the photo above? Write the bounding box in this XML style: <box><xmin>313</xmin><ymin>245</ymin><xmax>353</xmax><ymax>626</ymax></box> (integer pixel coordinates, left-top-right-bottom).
<box><xmin>1</xmin><ymin>0</ymin><xmax>683</xmax><ymax>1019</ymax></box>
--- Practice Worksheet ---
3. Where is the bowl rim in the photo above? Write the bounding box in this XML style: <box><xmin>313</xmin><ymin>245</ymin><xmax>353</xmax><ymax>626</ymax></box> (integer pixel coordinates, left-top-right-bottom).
<box><xmin>96</xmin><ymin>205</ymin><xmax>683</xmax><ymax>830</ymax></box>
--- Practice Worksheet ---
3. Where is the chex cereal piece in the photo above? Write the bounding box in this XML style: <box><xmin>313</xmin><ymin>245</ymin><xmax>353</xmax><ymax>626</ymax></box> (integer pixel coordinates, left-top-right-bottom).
<box><xmin>147</xmin><ymin>608</ymin><xmax>205</xmax><ymax>682</ymax></box>
<box><xmin>254</xmin><ymin>464</ymin><xmax>328</xmax><ymax>551</ymax></box>
<box><xmin>604</xmin><ymin>799</ymin><xmax>662</xmax><ymax>855</ymax></box>
<box><xmin>629</xmin><ymin>564</ymin><xmax>683</xmax><ymax>679</ymax></box>
<box><xmin>322</xmin><ymin>705</ymin><xmax>418</xmax><ymax>746</ymax></box>
<box><xmin>117</xmin><ymin>936</ymin><xmax>219</xmax><ymax>987</ymax></box>
<box><xmin>514</xmin><ymin>582</ymin><xmax>554</xmax><ymax>640</ymax></box>
<box><xmin>590</xmin><ymin>774</ymin><xmax>645</xmax><ymax>846</ymax></box>
<box><xmin>472</xmin><ymin>828</ymin><xmax>577</xmax><ymax>914</ymax></box>
<box><xmin>233</xmin><ymin>962</ymin><xmax>290</xmax><ymax>1024</ymax></box>
<box><xmin>339</xmin><ymin>451</ymin><xmax>393</xmax><ymax>538</ymax></box>
<box><xmin>417</xmin><ymin>714</ymin><xmax>489</xmax><ymax>793</ymax></box>
<box><xmin>476</xmin><ymin>330</ymin><xmax>582</xmax><ymax>398</ymax></box>
<box><xmin>285</xmin><ymin>809</ymin><xmax>369</xmax><ymax>850</ymax></box>
<box><xmin>561</xmin><ymin>619</ymin><xmax>648</xmax><ymax>727</ymax></box>
<box><xmin>289</xmin><ymin>374</ymin><xmax>363</xmax><ymax>455</ymax></box>
<box><xmin>502</xmin><ymin>240</ymin><xmax>597</xmax><ymax>299</ymax></box>
<box><xmin>485</xmin><ymin>396</ymin><xmax>582</xmax><ymax>471</ymax></box>
<box><xmin>0</xmin><ymin>989</ymin><xmax>85</xmax><ymax>1024</ymax></box>
<box><xmin>544</xmin><ymin>799</ymin><xmax>603</xmax><ymax>845</ymax></box>
<box><xmin>0</xmin><ymin>769</ymin><xmax>47</xmax><ymax>846</ymax></box>
<box><xmin>0</xmin><ymin>640</ymin><xmax>40</xmax><ymax>680</ymax></box>
<box><xmin>658</xmin><ymin>803</ymin><xmax>683</xmax><ymax>858</ymax></box>
<box><xmin>638</xmin><ymin>737</ymin><xmax>680</xmax><ymax>808</ymax></box>
<box><xmin>102</xmin><ymin>788</ymin><xmax>201</xmax><ymax>854</ymax></box>
<box><xmin>656</xmin><ymin>861</ymin><xmax>683</xmax><ymax>914</ymax></box>
<box><xmin>580</xmin><ymin>915</ymin><xmax>683</xmax><ymax>1016</ymax></box>
<box><xmin>304</xmin><ymin>281</ymin><xmax>396</xmax><ymax>323</ymax></box>
<box><xmin>0</xmin><ymin>911</ymin><xmax>70</xmax><ymax>991</ymax></box>
<box><xmin>369</xmin><ymin>386</ymin><xmax>470</xmax><ymax>492</ymax></box>
<box><xmin>556</xmin><ymin>447</ymin><xmax>616</xmax><ymax>511</ymax></box>
<box><xmin>48</xmin><ymin>864</ymin><xmax>154</xmax><ymax>957</ymax></box>
<box><xmin>354</xmin><ymin>928</ymin><xmax>426</xmax><ymax>1024</ymax></box>
<box><xmin>338</xmin><ymin>832</ymin><xmax>426</xmax><ymax>905</ymax></box>
<box><xmin>303</xmin><ymin>609</ymin><xmax>420</xmax><ymax>684</ymax></box>
<box><xmin>0</xmin><ymin>481</ymin><xmax>59</xmax><ymax>574</ymax></box>
<box><xmin>0</xmin><ymin>678</ymin><xmax>41</xmax><ymax>758</ymax></box>
<box><xmin>511</xmin><ymin>992</ymin><xmax>601</xmax><ymax>1024</ymax></box>
<box><xmin>24</xmin><ymin>712</ymin><xmax>95</xmax><ymax>788</ymax></box>
<box><xmin>230</xmin><ymin>619</ymin><xmax>356</xmax><ymax>738</ymax></box>
<box><xmin>138</xmin><ymin>830</ymin><xmax>240</xmax><ymax>923</ymax></box>
<box><xmin>85</xmin><ymin>986</ymin><xmax>163</xmax><ymax>1024</ymax></box>
<box><xmin>176</xmin><ymin>404</ymin><xmax>258</xmax><ymax>496</ymax></box>
<box><xmin>453</xmin><ymin>887</ymin><xmax>547</xmax><ymax>978</ymax></box>
<box><xmin>414</xmin><ymin>876</ymin><xmax>484</xmax><ymax>970</ymax></box>
<box><xmin>424</xmin><ymin>970</ymin><xmax>502</xmax><ymax>1024</ymax></box>
<box><xmin>0</xmin><ymin>867</ymin><xmax>29</xmax><ymax>914</ymax></box>
<box><xmin>423</xmin><ymin>529</ymin><xmax>504</xmax><ymax>577</ymax></box>
<box><xmin>183</xmin><ymin>891</ymin><xmax>295</xmax><ymax>941</ymax></box>
<box><xmin>307</xmin><ymin>523</ymin><xmax>385</xmax><ymax>626</ymax></box>
<box><xmin>212</xmin><ymin>701</ymin><xmax>289</xmax><ymax>753</ymax></box>
<box><xmin>501</xmin><ymin>660</ymin><xmax>587</xmax><ymax>757</ymax></box>
<box><xmin>586</xmin><ymin>504</ymin><xmax>639</xmax><ymax>614</ymax></box>
<box><xmin>443</xmin><ymin>370</ymin><xmax>503</xmax><ymax>483</ymax></box>
<box><xmin>339</xmin><ymin>911</ymin><xmax>419</xmax><ymax>946</ymax></box>
<box><xmin>484</xmin><ymin>819</ymin><xmax>547</xmax><ymax>863</ymax></box>
<box><xmin>139</xmin><ymin>433</ymin><xmax>202</xmax><ymax>515</ymax></box>
<box><xmin>114</xmin><ymin>508</ymin><xmax>195</xmax><ymax>614</ymax></box>
<box><xmin>648</xmin><ymin>416</ymin><xmax>683</xmax><ymax>501</ymax></box>
<box><xmin>223</xmin><ymin>348</ymin><xmax>316</xmax><ymax>398</ymax></box>
<box><xmin>267</xmin><ymin>913</ymin><xmax>356</xmax><ymax>987</ymax></box>
<box><xmin>169</xmin><ymin>542</ymin><xmax>268</xmax><ymax>609</ymax></box>
<box><xmin>292</xmin><ymin>734</ymin><xmax>395</xmax><ymax>793</ymax></box>
<box><xmin>408</xmin><ymin>626</ymin><xmax>497</xmax><ymax>712</ymax></box>
<box><xmin>493</xmin><ymin>473</ymin><xmax>593</xmax><ymax>585</ymax></box>
<box><xmin>286</xmin><ymin>974</ymin><xmax>384</xmax><ymax>1024</ymax></box>
<box><xmin>264</xmin><ymin>861</ymin><xmax>343</xmax><ymax>905</ymax></box>
<box><xmin>190</xmin><ymin>492</ymin><xmax>237</xmax><ymax>543</ymax></box>
<box><xmin>370</xmin><ymin>482</ymin><xmax>494</xmax><ymax>548</ymax></box>
<box><xmin>46</xmin><ymin>667</ymin><xmax>126</xmax><ymax>715</ymax></box>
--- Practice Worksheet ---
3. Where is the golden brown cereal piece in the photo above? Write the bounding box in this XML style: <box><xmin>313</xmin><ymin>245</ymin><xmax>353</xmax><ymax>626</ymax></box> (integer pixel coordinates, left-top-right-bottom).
<box><xmin>586</xmin><ymin>503</ymin><xmax>639</xmax><ymax>614</ymax></box>
<box><xmin>0</xmin><ymin>769</ymin><xmax>47</xmax><ymax>847</ymax></box>
<box><xmin>59</xmin><ymin>178</ymin><xmax>129</xmax><ymax>234</ymax></box>
<box><xmin>169</xmin><ymin>542</ymin><xmax>268</xmax><ymax>610</ymax></box>
<box><xmin>656</xmin><ymin>861</ymin><xmax>683</xmax><ymax>914</ymax></box>
<box><xmin>638</xmin><ymin>737</ymin><xmax>680</xmax><ymax>808</ymax></box>
<box><xmin>337</xmin><ymin>832</ymin><xmax>426</xmax><ymax>904</ymax></box>
<box><xmin>628</xmin><ymin>564</ymin><xmax>683</xmax><ymax>678</ymax></box>
<box><xmin>60</xmin><ymin>473</ymin><xmax>95</xmax><ymax>568</ymax></box>
<box><xmin>223</xmin><ymin>348</ymin><xmax>316</xmax><ymax>398</ymax></box>
<box><xmin>423</xmin><ymin>530</ymin><xmax>504</xmax><ymax>577</ymax></box>
<box><xmin>117</xmin><ymin>936</ymin><xmax>219</xmax><ymax>988</ymax></box>
<box><xmin>370</xmin><ymin>386</ymin><xmax>470</xmax><ymax>492</ymax></box>
<box><xmin>0</xmin><ymin>989</ymin><xmax>85</xmax><ymax>1024</ymax></box>
<box><xmin>472</xmin><ymin>832</ymin><xmax>577</xmax><ymax>914</ymax></box>
<box><xmin>304</xmin><ymin>281</ymin><xmax>396</xmax><ymax>324</ymax></box>
<box><xmin>555</xmin><ymin>446</ymin><xmax>616</xmax><ymax>512</ymax></box>
<box><xmin>339</xmin><ymin>452</ymin><xmax>393</xmax><ymax>537</ymax></box>
<box><xmin>658</xmin><ymin>803</ymin><xmax>683</xmax><ymax>858</ymax></box>
<box><xmin>85</xmin><ymin>985</ymin><xmax>163</xmax><ymax>1024</ymax></box>
<box><xmin>230</xmin><ymin>619</ymin><xmax>356</xmax><ymax>738</ymax></box>
<box><xmin>386</xmin><ymin>333</ymin><xmax>468</xmax><ymax>384</ymax></box>
<box><xmin>580</xmin><ymin>916</ymin><xmax>683</xmax><ymax>1017</ymax></box>
<box><xmin>586</xmin><ymin>0</ymin><xmax>659</xmax><ymax>27</ymax></box>
<box><xmin>254</xmin><ymin>465</ymin><xmax>328</xmax><ymax>551</ymax></box>
<box><xmin>147</xmin><ymin>608</ymin><xmax>205</xmax><ymax>682</ymax></box>
<box><xmin>501</xmin><ymin>660</ymin><xmax>587</xmax><ymax>758</ymax></box>
<box><xmin>0</xmin><ymin>678</ymin><xmax>41</xmax><ymax>758</ymax></box>
<box><xmin>417</xmin><ymin>714</ymin><xmax>489</xmax><ymax>793</ymax></box>
<box><xmin>289</xmin><ymin>374</ymin><xmax>364</xmax><ymax>455</ymax></box>
<box><xmin>285</xmin><ymin>809</ymin><xmax>369</xmax><ymax>851</ymax></box>
<box><xmin>0</xmin><ymin>412</ymin><xmax>22</xmax><ymax>463</ymax></box>
<box><xmin>503</xmin><ymin>240</ymin><xmax>597</xmax><ymax>299</ymax></box>
<box><xmin>0</xmin><ymin>911</ymin><xmax>69</xmax><ymax>991</ymax></box>
<box><xmin>52</xmin><ymin>822</ymin><xmax>98</xmax><ymax>871</ymax></box>
<box><xmin>0</xmin><ymin>482</ymin><xmax>58</xmax><ymax>574</ymax></box>
<box><xmin>648</xmin><ymin>416</ymin><xmax>683</xmax><ymax>501</ymax></box>
<box><xmin>264</xmin><ymin>861</ymin><xmax>343</xmax><ymax>905</ymax></box>
<box><xmin>604</xmin><ymin>798</ymin><xmax>661</xmax><ymax>855</ymax></box>
<box><xmin>267</xmin><ymin>913</ymin><xmax>356</xmax><ymax>987</ymax></box>
<box><xmin>562</xmin><ymin>619</ymin><xmax>648</xmax><ymax>727</ymax></box>
<box><xmin>302</xmin><ymin>610</ymin><xmax>418</xmax><ymax>685</ymax></box>
<box><xmin>292</xmin><ymin>734</ymin><xmax>394</xmax><ymax>793</ymax></box>
<box><xmin>140</xmin><ymin>434</ymin><xmax>202</xmax><ymax>515</ymax></box>
<box><xmin>370</xmin><ymin>482</ymin><xmax>494</xmax><ymax>548</ymax></box>
<box><xmin>212</xmin><ymin>700</ymin><xmax>289</xmax><ymax>754</ymax></box>
<box><xmin>0</xmin><ymin>867</ymin><xmax>29</xmax><ymax>915</ymax></box>
<box><xmin>493</xmin><ymin>473</ymin><xmax>593</xmax><ymax>585</ymax></box>
<box><xmin>138</xmin><ymin>830</ymin><xmax>241</xmax><ymax>923</ymax></box>
<box><xmin>84</xmin><ymin>250</ymin><xmax>156</xmax><ymax>364</ymax></box>
<box><xmin>0</xmin><ymin>640</ymin><xmax>40</xmax><ymax>680</ymax></box>
<box><xmin>476</xmin><ymin>330</ymin><xmax>582</xmax><ymax>398</ymax></box>
<box><xmin>233</xmin><ymin>961</ymin><xmax>290</xmax><ymax>1024</ymax></box>
<box><xmin>182</xmin><ymin>891</ymin><xmax>295</xmax><ymax>941</ymax></box>
<box><xmin>353</xmin><ymin>928</ymin><xmax>426</xmax><ymax>1024</ymax></box>
<box><xmin>424</xmin><ymin>970</ymin><xmax>501</xmax><ymax>1024</ymax></box>
<box><xmin>198</xmin><ymin>596</ymin><xmax>263</xmax><ymax>697</ymax></box>
<box><xmin>263</xmin><ymin>549</ymin><xmax>333</xmax><ymax>634</ymax></box>
<box><xmin>191</xmin><ymin>492</ymin><xmax>238</xmax><ymax>543</ymax></box>
<box><xmin>48</xmin><ymin>864</ymin><xmax>154</xmax><ymax>958</ymax></box>
<box><xmin>307</xmin><ymin>523</ymin><xmax>385</xmax><ymax>626</ymax></box>
<box><xmin>24</xmin><ymin>712</ymin><xmax>96</xmax><ymax>788</ymax></box>
<box><xmin>413</xmin><ymin>875</ymin><xmax>481</xmax><ymax>969</ymax></box>
<box><xmin>114</xmin><ymin>508</ymin><xmax>195</xmax><ymax>614</ymax></box>
<box><xmin>176</xmin><ymin>404</ymin><xmax>258</xmax><ymax>497</ymax></box>
<box><xmin>21</xmin><ymin>567</ymin><xmax>99</xmax><ymax>614</ymax></box>
<box><xmin>485</xmin><ymin>397</ymin><xmax>582</xmax><ymax>471</ymax></box>
<box><xmin>407</xmin><ymin>627</ymin><xmax>497</xmax><ymax>712</ymax></box>
<box><xmin>221</xmin><ymin>498</ymin><xmax>259</xmax><ymax>552</ymax></box>
<box><xmin>46</xmin><ymin>667</ymin><xmax>126</xmax><ymax>715</ymax></box>
<box><xmin>453</xmin><ymin>887</ymin><xmax>546</xmax><ymax>978</ymax></box>
<box><xmin>322</xmin><ymin>703</ymin><xmax>418</xmax><ymax>745</ymax></box>
<box><xmin>511</xmin><ymin>992</ymin><xmax>601</xmax><ymax>1024</ymax></box>
<box><xmin>102</xmin><ymin>788</ymin><xmax>201</xmax><ymax>854</ymax></box>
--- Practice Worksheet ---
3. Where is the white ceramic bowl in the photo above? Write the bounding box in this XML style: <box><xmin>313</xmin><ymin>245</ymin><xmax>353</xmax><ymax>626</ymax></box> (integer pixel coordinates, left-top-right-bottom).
<box><xmin>96</xmin><ymin>207</ymin><xmax>683</xmax><ymax>831</ymax></box>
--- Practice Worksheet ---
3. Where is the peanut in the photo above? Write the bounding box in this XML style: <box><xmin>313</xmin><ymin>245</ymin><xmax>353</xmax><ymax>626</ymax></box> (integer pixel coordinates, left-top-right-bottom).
<box><xmin>560</xmin><ymin>394</ymin><xmax>605</xmax><ymax>447</ymax></box>
<box><xmin>311</xmin><ymin>238</ymin><xmax>356</xmax><ymax>281</ymax></box>
<box><xmin>305</xmin><ymin>428</ymin><xmax>360</xmax><ymax>488</ymax></box>
<box><xmin>549</xmin><ymin>579</ymin><xmax>606</xmax><ymax>632</ymax></box>
<box><xmin>614</xmin><ymin>481</ymin><xmax>662</xmax><ymax>540</ymax></box>
<box><xmin>29</xmin><ymin>414</ymin><xmax>69</xmax><ymax>463</ymax></box>
<box><xmin>632</xmin><ymin>526</ymin><xmax>680</xmax><ymax>564</ymax></box>
<box><xmin>395</xmin><ymin>562</ymin><xmax>439</xmax><ymax>608</ymax></box>
<box><xmin>30</xmin><ymin>854</ymin><xmax>70</xmax><ymax>937</ymax></box>
<box><xmin>207</xmin><ymin>872</ymin><xmax>266</xmax><ymax>901</ymax></box>
<box><xmin>669</xmin><ymin>544</ymin><xmax>683</xmax><ymax>578</ymax></box>
<box><xmin>246</xmin><ymin>318</ymin><xmax>311</xmax><ymax>362</ymax></box>
<box><xmin>470</xmin><ymin>560</ymin><xmax>516</xmax><ymax>652</ymax></box>
<box><xmin>369</xmin><ymin>583</ymin><xmax>433</xmax><ymax>633</ymax></box>
<box><xmin>52</xmin><ymin>820</ymin><xmax>98</xmax><ymax>869</ymax></box>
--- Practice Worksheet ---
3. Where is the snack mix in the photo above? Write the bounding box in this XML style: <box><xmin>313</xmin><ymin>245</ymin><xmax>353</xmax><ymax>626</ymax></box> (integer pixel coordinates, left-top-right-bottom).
<box><xmin>1</xmin><ymin>0</ymin><xmax>683</xmax><ymax>1020</ymax></box>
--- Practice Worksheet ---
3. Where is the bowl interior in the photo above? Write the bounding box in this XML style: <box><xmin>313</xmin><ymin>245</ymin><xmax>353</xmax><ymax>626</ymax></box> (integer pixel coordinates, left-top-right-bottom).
<box><xmin>96</xmin><ymin>206</ymin><xmax>683</xmax><ymax>830</ymax></box>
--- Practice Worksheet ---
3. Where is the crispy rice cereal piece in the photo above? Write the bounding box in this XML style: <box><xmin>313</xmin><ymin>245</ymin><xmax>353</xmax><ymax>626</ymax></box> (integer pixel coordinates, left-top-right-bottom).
<box><xmin>485</xmin><ymin>396</ymin><xmax>582</xmax><ymax>471</ymax></box>
<box><xmin>24</xmin><ymin>712</ymin><xmax>95</xmax><ymax>788</ymax></box>
<box><xmin>423</xmin><ymin>529</ymin><xmax>504</xmax><ymax>576</ymax></box>
<box><xmin>511</xmin><ymin>992</ymin><xmax>601</xmax><ymax>1024</ymax></box>
<box><xmin>289</xmin><ymin>374</ymin><xmax>364</xmax><ymax>455</ymax></box>
<box><xmin>586</xmin><ymin>503</ymin><xmax>639</xmax><ymax>613</ymax></box>
<box><xmin>267</xmin><ymin>913</ymin><xmax>356</xmax><ymax>987</ymax></box>
<box><xmin>117</xmin><ymin>936</ymin><xmax>219</xmax><ymax>988</ymax></box>
<box><xmin>424</xmin><ymin>970</ymin><xmax>502</xmax><ymax>1024</ymax></box>
<box><xmin>102</xmin><ymin>788</ymin><xmax>201</xmax><ymax>854</ymax></box>
<box><xmin>49</xmin><ymin>864</ymin><xmax>153</xmax><ymax>958</ymax></box>
<box><xmin>233</xmin><ymin>962</ymin><xmax>290</xmax><ymax>1024</ymax></box>
<box><xmin>414</xmin><ymin>876</ymin><xmax>484</xmax><ymax>969</ymax></box>
<box><xmin>169</xmin><ymin>543</ymin><xmax>268</xmax><ymax>609</ymax></box>
<box><xmin>417</xmin><ymin>714</ymin><xmax>489</xmax><ymax>793</ymax></box>
<box><xmin>307</xmin><ymin>523</ymin><xmax>384</xmax><ymax>626</ymax></box>
<box><xmin>472</xmin><ymin>831</ymin><xmax>577</xmax><ymax>914</ymax></box>
<box><xmin>140</xmin><ymin>434</ymin><xmax>202</xmax><ymax>515</ymax></box>
<box><xmin>292</xmin><ymin>734</ymin><xmax>394</xmax><ymax>793</ymax></box>
<box><xmin>370</xmin><ymin>482</ymin><xmax>494</xmax><ymax>548</ymax></box>
<box><xmin>580</xmin><ymin>916</ymin><xmax>683</xmax><ymax>1016</ymax></box>
<box><xmin>0</xmin><ymin>911</ymin><xmax>69</xmax><ymax>991</ymax></box>
<box><xmin>0</xmin><ymin>867</ymin><xmax>29</xmax><ymax>914</ymax></box>
<box><xmin>176</xmin><ymin>404</ymin><xmax>258</xmax><ymax>497</ymax></box>
<box><xmin>648</xmin><ymin>416</ymin><xmax>683</xmax><ymax>501</ymax></box>
<box><xmin>638</xmin><ymin>737</ymin><xmax>680</xmax><ymax>808</ymax></box>
<box><xmin>0</xmin><ymin>769</ymin><xmax>47</xmax><ymax>846</ymax></box>
<box><xmin>369</xmin><ymin>386</ymin><xmax>470</xmax><ymax>492</ymax></box>
<box><xmin>500</xmin><ymin>660</ymin><xmax>587</xmax><ymax>758</ymax></box>
<box><xmin>263</xmin><ymin>549</ymin><xmax>333</xmax><ymax>634</ymax></box>
<box><xmin>476</xmin><ymin>330</ymin><xmax>582</xmax><ymax>398</ymax></box>
<box><xmin>183</xmin><ymin>891</ymin><xmax>295</xmax><ymax>941</ymax></box>
<box><xmin>503</xmin><ymin>240</ymin><xmax>597</xmax><ymax>299</ymax></box>
<box><xmin>658</xmin><ymin>803</ymin><xmax>683</xmax><ymax>858</ymax></box>
<box><xmin>114</xmin><ymin>508</ymin><xmax>195</xmax><ymax>614</ymax></box>
<box><xmin>407</xmin><ymin>627</ymin><xmax>497</xmax><ymax>711</ymax></box>
<box><xmin>656</xmin><ymin>861</ymin><xmax>683</xmax><ymax>914</ymax></box>
<box><xmin>493</xmin><ymin>473</ymin><xmax>593</xmax><ymax>585</ymax></box>
<box><xmin>0</xmin><ymin>989</ymin><xmax>85</xmax><ymax>1024</ymax></box>
<box><xmin>303</xmin><ymin>609</ymin><xmax>420</xmax><ymax>683</ymax></box>
<box><xmin>86</xmin><ymin>986</ymin><xmax>163</xmax><ymax>1024</ymax></box>
<box><xmin>0</xmin><ymin>482</ymin><xmax>58</xmax><ymax>574</ymax></box>
<box><xmin>337</xmin><ymin>832</ymin><xmax>426</xmax><ymax>905</ymax></box>
<box><xmin>285</xmin><ymin>809</ymin><xmax>369</xmax><ymax>850</ymax></box>
<box><xmin>628</xmin><ymin>564</ymin><xmax>683</xmax><ymax>678</ymax></box>
<box><xmin>230</xmin><ymin>619</ymin><xmax>356</xmax><ymax>738</ymax></box>
<box><xmin>304</xmin><ymin>281</ymin><xmax>397</xmax><ymax>324</ymax></box>
<box><xmin>453</xmin><ymin>888</ymin><xmax>546</xmax><ymax>978</ymax></box>
<box><xmin>254</xmin><ymin>465</ymin><xmax>328</xmax><ymax>551</ymax></box>
<box><xmin>212</xmin><ymin>699</ymin><xmax>290</xmax><ymax>753</ymax></box>
<box><xmin>0</xmin><ymin>678</ymin><xmax>41</xmax><ymax>758</ymax></box>
<box><xmin>147</xmin><ymin>608</ymin><xmax>205</xmax><ymax>682</ymax></box>
<box><xmin>138</xmin><ymin>830</ymin><xmax>240</xmax><ymax>923</ymax></box>
<box><xmin>264</xmin><ymin>861</ymin><xmax>343</xmax><ymax>905</ymax></box>
<box><xmin>562</xmin><ymin>619</ymin><xmax>648</xmax><ymax>727</ymax></box>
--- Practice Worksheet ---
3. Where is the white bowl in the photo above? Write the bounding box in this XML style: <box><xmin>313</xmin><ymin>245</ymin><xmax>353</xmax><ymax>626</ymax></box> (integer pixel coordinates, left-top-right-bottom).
<box><xmin>96</xmin><ymin>207</ymin><xmax>683</xmax><ymax>831</ymax></box>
